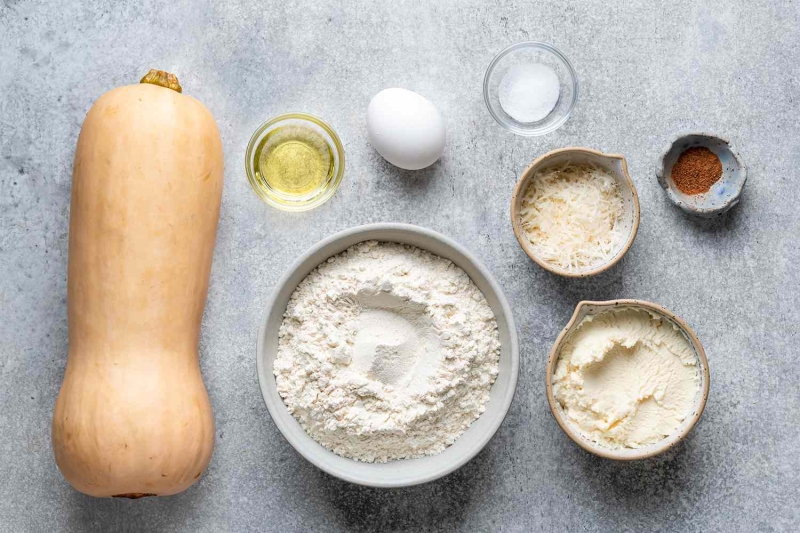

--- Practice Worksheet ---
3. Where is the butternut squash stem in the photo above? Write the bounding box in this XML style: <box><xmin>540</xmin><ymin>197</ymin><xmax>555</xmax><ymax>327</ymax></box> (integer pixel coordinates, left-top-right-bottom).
<box><xmin>140</xmin><ymin>69</ymin><xmax>182</xmax><ymax>93</ymax></box>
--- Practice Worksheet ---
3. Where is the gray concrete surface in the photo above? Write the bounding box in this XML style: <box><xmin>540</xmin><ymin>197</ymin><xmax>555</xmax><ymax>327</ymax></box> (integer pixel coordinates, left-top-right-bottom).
<box><xmin>1</xmin><ymin>0</ymin><xmax>798</xmax><ymax>531</ymax></box>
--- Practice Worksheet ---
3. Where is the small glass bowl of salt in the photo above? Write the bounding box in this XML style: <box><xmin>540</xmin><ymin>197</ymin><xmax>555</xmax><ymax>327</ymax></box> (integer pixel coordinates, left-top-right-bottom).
<box><xmin>484</xmin><ymin>42</ymin><xmax>578</xmax><ymax>136</ymax></box>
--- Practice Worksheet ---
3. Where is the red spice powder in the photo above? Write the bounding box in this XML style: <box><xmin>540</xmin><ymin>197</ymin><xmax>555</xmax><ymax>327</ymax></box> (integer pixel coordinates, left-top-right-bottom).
<box><xmin>671</xmin><ymin>147</ymin><xmax>722</xmax><ymax>195</ymax></box>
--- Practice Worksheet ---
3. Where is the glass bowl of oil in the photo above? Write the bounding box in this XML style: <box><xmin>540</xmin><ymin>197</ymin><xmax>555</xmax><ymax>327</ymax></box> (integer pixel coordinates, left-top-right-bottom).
<box><xmin>245</xmin><ymin>113</ymin><xmax>345</xmax><ymax>211</ymax></box>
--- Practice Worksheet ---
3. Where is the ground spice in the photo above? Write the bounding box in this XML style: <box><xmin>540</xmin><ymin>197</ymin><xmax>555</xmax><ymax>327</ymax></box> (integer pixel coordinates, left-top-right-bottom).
<box><xmin>671</xmin><ymin>147</ymin><xmax>723</xmax><ymax>195</ymax></box>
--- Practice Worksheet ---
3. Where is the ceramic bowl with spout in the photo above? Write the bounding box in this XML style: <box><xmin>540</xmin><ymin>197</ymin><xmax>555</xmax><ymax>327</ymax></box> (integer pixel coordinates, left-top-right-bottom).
<box><xmin>545</xmin><ymin>299</ymin><xmax>710</xmax><ymax>460</ymax></box>
<box><xmin>510</xmin><ymin>148</ymin><xmax>641</xmax><ymax>277</ymax></box>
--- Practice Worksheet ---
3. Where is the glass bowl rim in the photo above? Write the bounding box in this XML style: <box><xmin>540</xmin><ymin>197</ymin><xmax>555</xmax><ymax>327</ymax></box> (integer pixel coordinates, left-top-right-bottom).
<box><xmin>245</xmin><ymin>112</ymin><xmax>346</xmax><ymax>212</ymax></box>
<box><xmin>483</xmin><ymin>41</ymin><xmax>580</xmax><ymax>137</ymax></box>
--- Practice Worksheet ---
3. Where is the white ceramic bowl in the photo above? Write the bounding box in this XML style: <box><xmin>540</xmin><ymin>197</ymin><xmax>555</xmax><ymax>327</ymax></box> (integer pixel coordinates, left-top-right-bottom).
<box><xmin>256</xmin><ymin>223</ymin><xmax>519</xmax><ymax>487</ymax></box>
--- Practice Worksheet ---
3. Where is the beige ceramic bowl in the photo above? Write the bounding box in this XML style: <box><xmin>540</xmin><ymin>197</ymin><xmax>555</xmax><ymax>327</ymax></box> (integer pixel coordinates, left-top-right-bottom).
<box><xmin>545</xmin><ymin>299</ymin><xmax>710</xmax><ymax>460</ymax></box>
<box><xmin>510</xmin><ymin>148</ymin><xmax>641</xmax><ymax>277</ymax></box>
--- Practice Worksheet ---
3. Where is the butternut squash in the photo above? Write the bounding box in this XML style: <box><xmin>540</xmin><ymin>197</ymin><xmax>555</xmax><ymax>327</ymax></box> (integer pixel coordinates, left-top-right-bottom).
<box><xmin>52</xmin><ymin>70</ymin><xmax>223</xmax><ymax>498</ymax></box>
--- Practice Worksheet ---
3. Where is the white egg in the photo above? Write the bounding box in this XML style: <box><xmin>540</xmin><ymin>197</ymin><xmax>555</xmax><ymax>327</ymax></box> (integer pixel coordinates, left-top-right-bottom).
<box><xmin>366</xmin><ymin>88</ymin><xmax>446</xmax><ymax>170</ymax></box>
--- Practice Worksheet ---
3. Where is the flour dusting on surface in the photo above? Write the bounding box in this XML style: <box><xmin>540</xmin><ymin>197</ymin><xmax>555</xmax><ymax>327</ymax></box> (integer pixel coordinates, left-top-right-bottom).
<box><xmin>273</xmin><ymin>241</ymin><xmax>501</xmax><ymax>463</ymax></box>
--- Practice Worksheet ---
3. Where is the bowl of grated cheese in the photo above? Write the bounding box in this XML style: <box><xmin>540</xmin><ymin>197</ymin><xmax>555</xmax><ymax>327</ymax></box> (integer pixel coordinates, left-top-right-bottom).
<box><xmin>510</xmin><ymin>148</ymin><xmax>640</xmax><ymax>277</ymax></box>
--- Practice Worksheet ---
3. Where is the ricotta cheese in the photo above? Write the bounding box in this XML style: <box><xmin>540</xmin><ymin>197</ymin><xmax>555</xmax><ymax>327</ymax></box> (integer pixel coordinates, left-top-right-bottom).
<box><xmin>553</xmin><ymin>308</ymin><xmax>700</xmax><ymax>449</ymax></box>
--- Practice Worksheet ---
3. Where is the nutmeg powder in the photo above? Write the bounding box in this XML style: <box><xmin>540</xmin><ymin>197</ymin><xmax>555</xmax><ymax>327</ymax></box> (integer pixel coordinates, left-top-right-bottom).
<box><xmin>671</xmin><ymin>147</ymin><xmax>722</xmax><ymax>195</ymax></box>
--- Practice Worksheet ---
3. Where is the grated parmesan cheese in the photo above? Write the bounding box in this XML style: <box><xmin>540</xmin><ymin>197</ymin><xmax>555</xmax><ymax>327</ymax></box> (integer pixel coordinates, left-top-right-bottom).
<box><xmin>519</xmin><ymin>162</ymin><xmax>626</xmax><ymax>272</ymax></box>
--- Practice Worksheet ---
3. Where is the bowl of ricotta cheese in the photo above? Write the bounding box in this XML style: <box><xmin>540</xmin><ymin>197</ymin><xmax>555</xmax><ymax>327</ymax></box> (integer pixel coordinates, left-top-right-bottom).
<box><xmin>257</xmin><ymin>223</ymin><xmax>519</xmax><ymax>486</ymax></box>
<box><xmin>546</xmin><ymin>300</ymin><xmax>710</xmax><ymax>460</ymax></box>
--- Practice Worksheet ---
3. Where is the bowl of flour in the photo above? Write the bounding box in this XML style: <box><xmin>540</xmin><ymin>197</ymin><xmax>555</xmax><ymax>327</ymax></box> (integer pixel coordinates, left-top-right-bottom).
<box><xmin>257</xmin><ymin>223</ymin><xmax>519</xmax><ymax>487</ymax></box>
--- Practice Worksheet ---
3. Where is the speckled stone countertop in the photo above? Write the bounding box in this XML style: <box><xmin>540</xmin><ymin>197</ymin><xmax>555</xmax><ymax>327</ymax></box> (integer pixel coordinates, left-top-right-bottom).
<box><xmin>1</xmin><ymin>1</ymin><xmax>798</xmax><ymax>531</ymax></box>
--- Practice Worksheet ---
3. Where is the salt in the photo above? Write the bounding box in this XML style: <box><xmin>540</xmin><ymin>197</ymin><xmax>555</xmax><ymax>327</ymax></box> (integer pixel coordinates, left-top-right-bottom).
<box><xmin>499</xmin><ymin>63</ymin><xmax>560</xmax><ymax>123</ymax></box>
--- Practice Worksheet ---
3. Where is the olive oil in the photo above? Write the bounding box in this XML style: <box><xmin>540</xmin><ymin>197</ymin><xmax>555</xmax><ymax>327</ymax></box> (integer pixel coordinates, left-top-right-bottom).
<box><xmin>246</xmin><ymin>113</ymin><xmax>344</xmax><ymax>211</ymax></box>
<box><xmin>253</xmin><ymin>125</ymin><xmax>334</xmax><ymax>200</ymax></box>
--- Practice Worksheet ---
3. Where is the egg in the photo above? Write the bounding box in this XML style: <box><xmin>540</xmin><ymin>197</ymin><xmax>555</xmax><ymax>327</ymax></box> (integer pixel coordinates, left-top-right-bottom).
<box><xmin>367</xmin><ymin>88</ymin><xmax>446</xmax><ymax>170</ymax></box>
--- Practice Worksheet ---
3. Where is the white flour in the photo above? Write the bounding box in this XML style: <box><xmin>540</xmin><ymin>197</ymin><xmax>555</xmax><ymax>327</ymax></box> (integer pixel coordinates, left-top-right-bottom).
<box><xmin>273</xmin><ymin>241</ymin><xmax>501</xmax><ymax>462</ymax></box>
